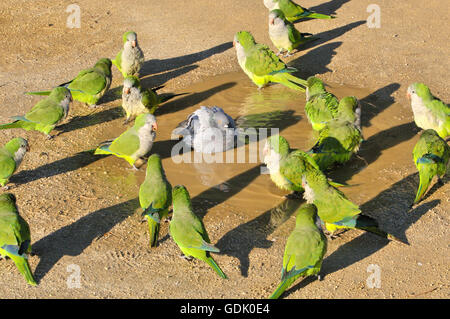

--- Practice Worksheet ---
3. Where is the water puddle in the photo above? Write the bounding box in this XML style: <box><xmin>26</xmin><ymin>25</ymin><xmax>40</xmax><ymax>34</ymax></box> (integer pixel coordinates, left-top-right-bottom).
<box><xmin>85</xmin><ymin>71</ymin><xmax>415</xmax><ymax>219</ymax></box>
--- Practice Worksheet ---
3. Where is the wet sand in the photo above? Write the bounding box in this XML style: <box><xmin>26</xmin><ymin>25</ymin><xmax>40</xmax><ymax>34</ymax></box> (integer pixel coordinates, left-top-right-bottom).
<box><xmin>0</xmin><ymin>1</ymin><xmax>448</xmax><ymax>298</ymax></box>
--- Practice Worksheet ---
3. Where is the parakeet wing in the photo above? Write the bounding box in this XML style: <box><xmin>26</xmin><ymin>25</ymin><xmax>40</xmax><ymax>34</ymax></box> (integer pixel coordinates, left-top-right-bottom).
<box><xmin>139</xmin><ymin>178</ymin><xmax>171</xmax><ymax>210</ymax></box>
<box><xmin>306</xmin><ymin>92</ymin><xmax>339</xmax><ymax>124</ymax></box>
<box><xmin>245</xmin><ymin>44</ymin><xmax>288</xmax><ymax>76</ymax></box>
<box><xmin>25</xmin><ymin>99</ymin><xmax>64</xmax><ymax>125</ymax></box>
<box><xmin>109</xmin><ymin>129</ymin><xmax>141</xmax><ymax>156</ymax></box>
<box><xmin>0</xmin><ymin>150</ymin><xmax>16</xmax><ymax>180</ymax></box>
<box><xmin>67</xmin><ymin>69</ymin><xmax>107</xmax><ymax>95</ymax></box>
<box><xmin>282</xmin><ymin>227</ymin><xmax>325</xmax><ymax>280</ymax></box>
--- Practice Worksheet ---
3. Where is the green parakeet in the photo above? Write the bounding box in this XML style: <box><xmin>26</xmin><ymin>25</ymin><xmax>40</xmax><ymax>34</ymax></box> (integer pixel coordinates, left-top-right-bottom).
<box><xmin>263</xmin><ymin>135</ymin><xmax>342</xmax><ymax>195</ymax></box>
<box><xmin>407</xmin><ymin>83</ymin><xmax>450</xmax><ymax>139</ymax></box>
<box><xmin>112</xmin><ymin>31</ymin><xmax>145</xmax><ymax>77</ymax></box>
<box><xmin>139</xmin><ymin>154</ymin><xmax>172</xmax><ymax>247</ymax></box>
<box><xmin>268</xmin><ymin>9</ymin><xmax>316</xmax><ymax>57</ymax></box>
<box><xmin>122</xmin><ymin>76</ymin><xmax>182</xmax><ymax>123</ymax></box>
<box><xmin>26</xmin><ymin>58</ymin><xmax>112</xmax><ymax>108</ymax></box>
<box><xmin>0</xmin><ymin>87</ymin><xmax>72</xmax><ymax>138</ymax></box>
<box><xmin>0</xmin><ymin>138</ymin><xmax>29</xmax><ymax>188</ymax></box>
<box><xmin>299</xmin><ymin>161</ymin><xmax>404</xmax><ymax>243</ymax></box>
<box><xmin>308</xmin><ymin>97</ymin><xmax>363</xmax><ymax>170</ymax></box>
<box><xmin>264</xmin><ymin>0</ymin><xmax>335</xmax><ymax>22</ymax></box>
<box><xmin>169</xmin><ymin>185</ymin><xmax>227</xmax><ymax>279</ymax></box>
<box><xmin>305</xmin><ymin>76</ymin><xmax>339</xmax><ymax>131</ymax></box>
<box><xmin>94</xmin><ymin>113</ymin><xmax>157</xmax><ymax>168</ymax></box>
<box><xmin>412</xmin><ymin>129</ymin><xmax>450</xmax><ymax>204</ymax></box>
<box><xmin>0</xmin><ymin>193</ymin><xmax>36</xmax><ymax>286</ymax></box>
<box><xmin>233</xmin><ymin>31</ymin><xmax>307</xmax><ymax>91</ymax></box>
<box><xmin>269</xmin><ymin>203</ymin><xmax>326</xmax><ymax>299</ymax></box>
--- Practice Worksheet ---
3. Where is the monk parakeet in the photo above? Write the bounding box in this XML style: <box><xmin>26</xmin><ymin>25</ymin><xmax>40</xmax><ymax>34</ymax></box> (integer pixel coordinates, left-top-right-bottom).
<box><xmin>139</xmin><ymin>154</ymin><xmax>172</xmax><ymax>247</ymax></box>
<box><xmin>0</xmin><ymin>87</ymin><xmax>72</xmax><ymax>138</ymax></box>
<box><xmin>268</xmin><ymin>9</ymin><xmax>316</xmax><ymax>57</ymax></box>
<box><xmin>299</xmin><ymin>161</ymin><xmax>404</xmax><ymax>243</ymax></box>
<box><xmin>308</xmin><ymin>97</ymin><xmax>363</xmax><ymax>170</ymax></box>
<box><xmin>26</xmin><ymin>58</ymin><xmax>112</xmax><ymax>108</ymax></box>
<box><xmin>122</xmin><ymin>76</ymin><xmax>182</xmax><ymax>123</ymax></box>
<box><xmin>407</xmin><ymin>83</ymin><xmax>449</xmax><ymax>139</ymax></box>
<box><xmin>169</xmin><ymin>185</ymin><xmax>227</xmax><ymax>279</ymax></box>
<box><xmin>412</xmin><ymin>129</ymin><xmax>450</xmax><ymax>204</ymax></box>
<box><xmin>0</xmin><ymin>138</ymin><xmax>29</xmax><ymax>188</ymax></box>
<box><xmin>305</xmin><ymin>76</ymin><xmax>339</xmax><ymax>131</ymax></box>
<box><xmin>269</xmin><ymin>203</ymin><xmax>326</xmax><ymax>299</ymax></box>
<box><xmin>94</xmin><ymin>113</ymin><xmax>157</xmax><ymax>168</ymax></box>
<box><xmin>263</xmin><ymin>135</ymin><xmax>343</xmax><ymax>196</ymax></box>
<box><xmin>0</xmin><ymin>193</ymin><xmax>36</xmax><ymax>286</ymax></box>
<box><xmin>233</xmin><ymin>31</ymin><xmax>307</xmax><ymax>91</ymax></box>
<box><xmin>263</xmin><ymin>0</ymin><xmax>335</xmax><ymax>22</ymax></box>
<box><xmin>112</xmin><ymin>31</ymin><xmax>145</xmax><ymax>77</ymax></box>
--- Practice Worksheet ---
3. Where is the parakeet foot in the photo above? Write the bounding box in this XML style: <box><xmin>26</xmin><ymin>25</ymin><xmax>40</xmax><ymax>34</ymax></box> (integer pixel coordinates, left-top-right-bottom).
<box><xmin>2</xmin><ymin>185</ymin><xmax>10</xmax><ymax>191</ymax></box>
<box><xmin>88</xmin><ymin>104</ymin><xmax>99</xmax><ymax>109</ymax></box>
<box><xmin>46</xmin><ymin>134</ymin><xmax>54</xmax><ymax>140</ymax></box>
<box><xmin>179</xmin><ymin>254</ymin><xmax>193</xmax><ymax>261</ymax></box>
<box><xmin>283</xmin><ymin>53</ymin><xmax>294</xmax><ymax>58</ymax></box>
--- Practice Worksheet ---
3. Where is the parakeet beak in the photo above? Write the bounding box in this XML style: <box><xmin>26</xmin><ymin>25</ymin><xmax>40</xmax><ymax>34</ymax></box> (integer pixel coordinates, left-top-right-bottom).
<box><xmin>26</xmin><ymin>144</ymin><xmax>30</xmax><ymax>152</ymax></box>
<box><xmin>269</xmin><ymin>18</ymin><xmax>275</xmax><ymax>25</ymax></box>
<box><xmin>131</xmin><ymin>40</ymin><xmax>136</xmax><ymax>48</ymax></box>
<box><xmin>124</xmin><ymin>88</ymin><xmax>131</xmax><ymax>95</ymax></box>
<box><xmin>151</xmin><ymin>123</ymin><xmax>158</xmax><ymax>132</ymax></box>
<box><xmin>406</xmin><ymin>92</ymin><xmax>411</xmax><ymax>100</ymax></box>
<box><xmin>233</xmin><ymin>40</ymin><xmax>236</xmax><ymax>47</ymax></box>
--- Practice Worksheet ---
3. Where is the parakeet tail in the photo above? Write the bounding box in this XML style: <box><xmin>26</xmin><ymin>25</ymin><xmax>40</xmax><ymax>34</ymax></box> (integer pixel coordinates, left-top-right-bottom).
<box><xmin>355</xmin><ymin>215</ymin><xmax>408</xmax><ymax>245</ymax></box>
<box><xmin>0</xmin><ymin>121</ymin><xmax>23</xmax><ymax>130</ymax></box>
<box><xmin>272</xmin><ymin>73</ymin><xmax>306</xmax><ymax>91</ymax></box>
<box><xmin>25</xmin><ymin>91</ymin><xmax>51</xmax><ymax>96</ymax></box>
<box><xmin>93</xmin><ymin>143</ymin><xmax>112</xmax><ymax>155</ymax></box>
<box><xmin>269</xmin><ymin>278</ymin><xmax>295</xmax><ymax>299</ymax></box>
<box><xmin>298</xmin><ymin>11</ymin><xmax>335</xmax><ymax>20</ymax></box>
<box><xmin>147</xmin><ymin>218</ymin><xmax>160</xmax><ymax>248</ymax></box>
<box><xmin>414</xmin><ymin>167</ymin><xmax>433</xmax><ymax>204</ymax></box>
<box><xmin>205</xmin><ymin>256</ymin><xmax>227</xmax><ymax>279</ymax></box>
<box><xmin>10</xmin><ymin>255</ymin><xmax>37</xmax><ymax>286</ymax></box>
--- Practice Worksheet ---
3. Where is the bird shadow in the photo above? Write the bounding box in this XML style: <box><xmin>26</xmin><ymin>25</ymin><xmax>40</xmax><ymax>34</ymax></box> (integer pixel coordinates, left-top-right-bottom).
<box><xmin>55</xmin><ymin>106</ymin><xmax>124</xmax><ymax>135</ymax></box>
<box><xmin>11</xmin><ymin>151</ymin><xmax>108</xmax><ymax>185</ymax></box>
<box><xmin>359</xmin><ymin>83</ymin><xmax>401</xmax><ymax>128</ymax></box>
<box><xmin>31</xmin><ymin>198</ymin><xmax>140</xmax><ymax>283</ymax></box>
<box><xmin>139</xmin><ymin>64</ymin><xmax>199</xmax><ymax>89</ymax></box>
<box><xmin>216</xmin><ymin>198</ymin><xmax>303</xmax><ymax>277</ymax></box>
<box><xmin>320</xmin><ymin>173</ymin><xmax>441</xmax><ymax>278</ymax></box>
<box><xmin>309</xmin><ymin>0</ymin><xmax>351</xmax><ymax>16</ymax></box>
<box><xmin>290</xmin><ymin>42</ymin><xmax>342</xmax><ymax>77</ymax></box>
<box><xmin>290</xmin><ymin>20</ymin><xmax>365</xmax><ymax>55</ymax></box>
<box><xmin>155</xmin><ymin>82</ymin><xmax>237</xmax><ymax>116</ymax></box>
<box><xmin>140</xmin><ymin>42</ymin><xmax>233</xmax><ymax>76</ymax></box>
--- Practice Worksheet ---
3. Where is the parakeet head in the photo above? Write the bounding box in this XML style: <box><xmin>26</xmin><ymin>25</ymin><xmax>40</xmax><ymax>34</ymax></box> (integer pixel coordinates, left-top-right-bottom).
<box><xmin>4</xmin><ymin>137</ymin><xmax>29</xmax><ymax>165</ymax></box>
<box><xmin>337</xmin><ymin>96</ymin><xmax>361</xmax><ymax>126</ymax></box>
<box><xmin>135</xmin><ymin>113</ymin><xmax>158</xmax><ymax>132</ymax></box>
<box><xmin>50</xmin><ymin>86</ymin><xmax>72</xmax><ymax>103</ymax></box>
<box><xmin>306</xmin><ymin>76</ymin><xmax>326</xmax><ymax>100</ymax></box>
<box><xmin>295</xmin><ymin>203</ymin><xmax>321</xmax><ymax>227</ymax></box>
<box><xmin>146</xmin><ymin>153</ymin><xmax>163</xmax><ymax>173</ymax></box>
<box><xmin>172</xmin><ymin>185</ymin><xmax>192</xmax><ymax>210</ymax></box>
<box><xmin>123</xmin><ymin>31</ymin><xmax>138</xmax><ymax>47</ymax></box>
<box><xmin>407</xmin><ymin>83</ymin><xmax>433</xmax><ymax>102</ymax></box>
<box><xmin>123</xmin><ymin>76</ymin><xmax>141</xmax><ymax>95</ymax></box>
<box><xmin>264</xmin><ymin>135</ymin><xmax>290</xmax><ymax>158</ymax></box>
<box><xmin>5</xmin><ymin>137</ymin><xmax>29</xmax><ymax>153</ymax></box>
<box><xmin>234</xmin><ymin>31</ymin><xmax>256</xmax><ymax>50</ymax></box>
<box><xmin>269</xmin><ymin>9</ymin><xmax>286</xmax><ymax>26</ymax></box>
<box><xmin>0</xmin><ymin>192</ymin><xmax>17</xmax><ymax>204</ymax></box>
<box><xmin>95</xmin><ymin>58</ymin><xmax>112</xmax><ymax>76</ymax></box>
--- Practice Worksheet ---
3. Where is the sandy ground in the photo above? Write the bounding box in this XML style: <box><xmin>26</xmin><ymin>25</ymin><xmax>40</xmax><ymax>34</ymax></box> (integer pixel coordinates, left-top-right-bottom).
<box><xmin>0</xmin><ymin>0</ymin><xmax>448</xmax><ymax>299</ymax></box>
